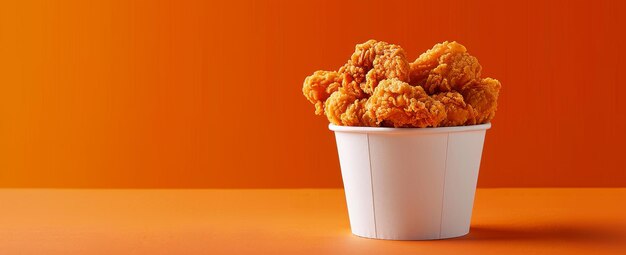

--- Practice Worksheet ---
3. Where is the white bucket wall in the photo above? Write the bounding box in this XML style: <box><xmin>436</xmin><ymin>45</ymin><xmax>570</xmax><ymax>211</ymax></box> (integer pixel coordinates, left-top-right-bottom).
<box><xmin>331</xmin><ymin>124</ymin><xmax>490</xmax><ymax>240</ymax></box>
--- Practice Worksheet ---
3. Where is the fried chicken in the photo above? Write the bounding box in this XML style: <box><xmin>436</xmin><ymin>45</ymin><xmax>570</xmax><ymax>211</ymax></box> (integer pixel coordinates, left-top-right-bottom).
<box><xmin>323</xmin><ymin>88</ymin><xmax>357</xmax><ymax>125</ymax></box>
<box><xmin>366</xmin><ymin>79</ymin><xmax>446</xmax><ymax>128</ymax></box>
<box><xmin>409</xmin><ymin>41</ymin><xmax>482</xmax><ymax>94</ymax></box>
<box><xmin>302</xmin><ymin>40</ymin><xmax>501</xmax><ymax>128</ymax></box>
<box><xmin>462</xmin><ymin>78</ymin><xmax>501</xmax><ymax>124</ymax></box>
<box><xmin>342</xmin><ymin>40</ymin><xmax>410</xmax><ymax>94</ymax></box>
<box><xmin>432</xmin><ymin>92</ymin><xmax>476</xmax><ymax>126</ymax></box>
<box><xmin>302</xmin><ymin>70</ymin><xmax>341</xmax><ymax>115</ymax></box>
<box><xmin>337</xmin><ymin>63</ymin><xmax>368</xmax><ymax>98</ymax></box>
<box><xmin>342</xmin><ymin>98</ymin><xmax>377</xmax><ymax>127</ymax></box>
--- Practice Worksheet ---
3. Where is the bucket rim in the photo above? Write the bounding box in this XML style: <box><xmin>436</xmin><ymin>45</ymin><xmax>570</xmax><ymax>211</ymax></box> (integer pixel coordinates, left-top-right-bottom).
<box><xmin>329</xmin><ymin>123</ymin><xmax>491</xmax><ymax>134</ymax></box>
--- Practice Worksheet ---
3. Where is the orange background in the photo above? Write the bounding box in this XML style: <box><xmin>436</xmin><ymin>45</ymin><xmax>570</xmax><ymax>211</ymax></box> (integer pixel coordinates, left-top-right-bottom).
<box><xmin>1</xmin><ymin>0</ymin><xmax>625</xmax><ymax>188</ymax></box>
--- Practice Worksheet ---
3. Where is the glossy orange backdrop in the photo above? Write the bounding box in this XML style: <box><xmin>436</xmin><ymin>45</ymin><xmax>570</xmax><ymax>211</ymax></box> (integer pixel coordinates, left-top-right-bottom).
<box><xmin>1</xmin><ymin>0</ymin><xmax>625</xmax><ymax>188</ymax></box>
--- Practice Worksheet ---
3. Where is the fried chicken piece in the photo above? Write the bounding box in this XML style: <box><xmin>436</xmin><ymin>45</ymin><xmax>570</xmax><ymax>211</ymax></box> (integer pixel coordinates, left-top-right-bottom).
<box><xmin>302</xmin><ymin>70</ymin><xmax>341</xmax><ymax>114</ymax></box>
<box><xmin>324</xmin><ymin>87</ymin><xmax>359</xmax><ymax>125</ymax></box>
<box><xmin>366</xmin><ymin>78</ymin><xmax>446</xmax><ymax>128</ymax></box>
<box><xmin>410</xmin><ymin>41</ymin><xmax>482</xmax><ymax>94</ymax></box>
<box><xmin>339</xmin><ymin>61</ymin><xmax>366</xmax><ymax>85</ymax></box>
<box><xmin>303</xmin><ymin>40</ymin><xmax>500</xmax><ymax>127</ymax></box>
<box><xmin>342</xmin><ymin>98</ymin><xmax>377</xmax><ymax>127</ymax></box>
<box><xmin>342</xmin><ymin>40</ymin><xmax>410</xmax><ymax>94</ymax></box>
<box><xmin>337</xmin><ymin>63</ymin><xmax>369</xmax><ymax>99</ymax></box>
<box><xmin>432</xmin><ymin>92</ymin><xmax>476</xmax><ymax>126</ymax></box>
<box><xmin>462</xmin><ymin>78</ymin><xmax>501</xmax><ymax>124</ymax></box>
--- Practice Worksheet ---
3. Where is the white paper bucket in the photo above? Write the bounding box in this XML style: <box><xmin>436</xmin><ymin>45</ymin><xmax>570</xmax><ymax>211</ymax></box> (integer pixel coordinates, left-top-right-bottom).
<box><xmin>330</xmin><ymin>123</ymin><xmax>491</xmax><ymax>240</ymax></box>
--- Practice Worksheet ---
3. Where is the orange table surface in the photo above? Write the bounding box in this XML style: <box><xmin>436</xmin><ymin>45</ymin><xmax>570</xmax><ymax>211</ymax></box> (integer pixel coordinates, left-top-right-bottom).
<box><xmin>1</xmin><ymin>188</ymin><xmax>625</xmax><ymax>254</ymax></box>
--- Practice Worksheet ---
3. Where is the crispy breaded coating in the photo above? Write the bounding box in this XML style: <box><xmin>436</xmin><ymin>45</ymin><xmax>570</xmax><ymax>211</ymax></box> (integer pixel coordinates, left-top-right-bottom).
<box><xmin>432</xmin><ymin>92</ymin><xmax>476</xmax><ymax>126</ymax></box>
<box><xmin>366</xmin><ymin>79</ymin><xmax>446</xmax><ymax>128</ymax></box>
<box><xmin>342</xmin><ymin>98</ymin><xmax>377</xmax><ymax>127</ymax></box>
<box><xmin>346</xmin><ymin>40</ymin><xmax>410</xmax><ymax>94</ymax></box>
<box><xmin>302</xmin><ymin>70</ymin><xmax>341</xmax><ymax>115</ymax></box>
<box><xmin>462</xmin><ymin>78</ymin><xmax>501</xmax><ymax>124</ymax></box>
<box><xmin>410</xmin><ymin>41</ymin><xmax>482</xmax><ymax>94</ymax></box>
<box><xmin>339</xmin><ymin>61</ymin><xmax>366</xmax><ymax>85</ymax></box>
<box><xmin>302</xmin><ymin>40</ymin><xmax>500</xmax><ymax>127</ymax></box>
<box><xmin>337</xmin><ymin>62</ymin><xmax>368</xmax><ymax>98</ymax></box>
<box><xmin>324</xmin><ymin>88</ymin><xmax>358</xmax><ymax>125</ymax></box>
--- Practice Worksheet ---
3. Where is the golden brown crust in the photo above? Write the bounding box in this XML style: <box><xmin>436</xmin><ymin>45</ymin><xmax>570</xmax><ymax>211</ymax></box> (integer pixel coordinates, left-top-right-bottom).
<box><xmin>365</xmin><ymin>79</ymin><xmax>446</xmax><ymax>128</ymax></box>
<box><xmin>302</xmin><ymin>70</ymin><xmax>341</xmax><ymax>115</ymax></box>
<box><xmin>410</xmin><ymin>41</ymin><xmax>482</xmax><ymax>94</ymax></box>
<box><xmin>346</xmin><ymin>40</ymin><xmax>410</xmax><ymax>94</ymax></box>
<box><xmin>462</xmin><ymin>78</ymin><xmax>501</xmax><ymax>124</ymax></box>
<box><xmin>337</xmin><ymin>62</ymin><xmax>368</xmax><ymax>97</ymax></box>
<box><xmin>324</xmin><ymin>88</ymin><xmax>357</xmax><ymax>125</ymax></box>
<box><xmin>302</xmin><ymin>40</ymin><xmax>500</xmax><ymax>127</ymax></box>
<box><xmin>432</xmin><ymin>92</ymin><xmax>476</xmax><ymax>126</ymax></box>
<box><xmin>342</xmin><ymin>98</ymin><xmax>377</xmax><ymax>127</ymax></box>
